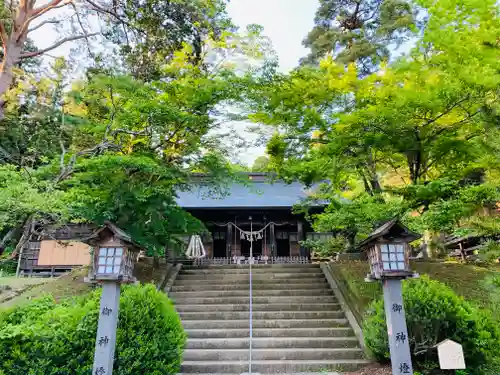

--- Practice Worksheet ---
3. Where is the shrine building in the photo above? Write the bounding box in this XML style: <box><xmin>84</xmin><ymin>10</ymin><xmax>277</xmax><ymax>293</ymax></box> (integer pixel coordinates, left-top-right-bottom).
<box><xmin>176</xmin><ymin>173</ymin><xmax>332</xmax><ymax>262</ymax></box>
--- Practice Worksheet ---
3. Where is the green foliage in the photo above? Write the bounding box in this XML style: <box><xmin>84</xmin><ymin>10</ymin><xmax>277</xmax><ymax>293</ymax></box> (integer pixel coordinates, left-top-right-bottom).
<box><xmin>0</xmin><ymin>283</ymin><xmax>186</xmax><ymax>375</ymax></box>
<box><xmin>0</xmin><ymin>166</ymin><xmax>68</xmax><ymax>231</ymax></box>
<box><xmin>62</xmin><ymin>155</ymin><xmax>205</xmax><ymax>250</ymax></box>
<box><xmin>105</xmin><ymin>0</ymin><xmax>234</xmax><ymax>81</ymax></box>
<box><xmin>364</xmin><ymin>276</ymin><xmax>500</xmax><ymax>374</ymax></box>
<box><xmin>251</xmin><ymin>156</ymin><xmax>270</xmax><ymax>172</ymax></box>
<box><xmin>479</xmin><ymin>241</ymin><xmax>500</xmax><ymax>264</ymax></box>
<box><xmin>311</xmin><ymin>192</ymin><xmax>404</xmax><ymax>248</ymax></box>
<box><xmin>0</xmin><ymin>259</ymin><xmax>16</xmax><ymax>275</ymax></box>
<box><xmin>302</xmin><ymin>0</ymin><xmax>416</xmax><ymax>74</ymax></box>
<box><xmin>249</xmin><ymin>0</ymin><xmax>500</xmax><ymax>246</ymax></box>
<box><xmin>300</xmin><ymin>236</ymin><xmax>346</xmax><ymax>258</ymax></box>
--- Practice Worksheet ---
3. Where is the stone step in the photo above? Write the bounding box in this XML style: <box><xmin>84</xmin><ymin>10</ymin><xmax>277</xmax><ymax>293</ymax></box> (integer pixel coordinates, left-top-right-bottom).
<box><xmin>178</xmin><ymin>310</ymin><xmax>345</xmax><ymax>320</ymax></box>
<box><xmin>179</xmin><ymin>373</ymin><xmax>342</xmax><ymax>375</ymax></box>
<box><xmin>172</xmin><ymin>295</ymin><xmax>337</xmax><ymax>305</ymax></box>
<box><xmin>176</xmin><ymin>273</ymin><xmax>325</xmax><ymax>281</ymax></box>
<box><xmin>183</xmin><ymin>264</ymin><xmax>320</xmax><ymax>270</ymax></box>
<box><xmin>181</xmin><ymin>267</ymin><xmax>321</xmax><ymax>274</ymax></box>
<box><xmin>186</xmin><ymin>337</ymin><xmax>360</xmax><ymax>349</ymax></box>
<box><xmin>170</xmin><ymin>289</ymin><xmax>332</xmax><ymax>298</ymax></box>
<box><xmin>175</xmin><ymin>277</ymin><xmax>327</xmax><ymax>286</ymax></box>
<box><xmin>181</xmin><ymin>359</ymin><xmax>370</xmax><ymax>373</ymax></box>
<box><xmin>185</xmin><ymin>327</ymin><xmax>354</xmax><ymax>339</ymax></box>
<box><xmin>181</xmin><ymin>318</ymin><xmax>349</xmax><ymax>330</ymax></box>
<box><xmin>183</xmin><ymin>348</ymin><xmax>364</xmax><ymax>361</ymax></box>
<box><xmin>171</xmin><ymin>282</ymin><xmax>328</xmax><ymax>292</ymax></box>
<box><xmin>175</xmin><ymin>303</ymin><xmax>342</xmax><ymax>312</ymax></box>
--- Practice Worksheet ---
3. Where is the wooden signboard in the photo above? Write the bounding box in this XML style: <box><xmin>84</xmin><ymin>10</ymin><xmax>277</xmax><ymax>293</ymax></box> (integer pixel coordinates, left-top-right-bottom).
<box><xmin>436</xmin><ymin>339</ymin><xmax>466</xmax><ymax>370</ymax></box>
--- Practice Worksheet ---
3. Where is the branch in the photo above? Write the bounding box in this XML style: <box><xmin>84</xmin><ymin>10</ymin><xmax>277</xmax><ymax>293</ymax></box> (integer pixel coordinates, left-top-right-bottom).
<box><xmin>30</xmin><ymin>0</ymin><xmax>69</xmax><ymax>20</ymax></box>
<box><xmin>19</xmin><ymin>33</ymin><xmax>99</xmax><ymax>59</ymax></box>
<box><xmin>27</xmin><ymin>19</ymin><xmax>62</xmax><ymax>33</ymax></box>
<box><xmin>0</xmin><ymin>23</ymin><xmax>7</xmax><ymax>53</ymax></box>
<box><xmin>70</xmin><ymin>2</ymin><xmax>93</xmax><ymax>56</ymax></box>
<box><xmin>84</xmin><ymin>0</ymin><xmax>132</xmax><ymax>27</ymax></box>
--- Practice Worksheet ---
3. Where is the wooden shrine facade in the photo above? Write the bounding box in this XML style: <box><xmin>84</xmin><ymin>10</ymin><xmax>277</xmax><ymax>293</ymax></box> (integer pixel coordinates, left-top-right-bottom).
<box><xmin>176</xmin><ymin>173</ymin><xmax>333</xmax><ymax>263</ymax></box>
<box><xmin>186</xmin><ymin>209</ymin><xmax>313</xmax><ymax>260</ymax></box>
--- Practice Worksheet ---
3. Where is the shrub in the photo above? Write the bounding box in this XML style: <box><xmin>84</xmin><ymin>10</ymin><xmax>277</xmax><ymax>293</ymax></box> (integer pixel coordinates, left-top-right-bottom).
<box><xmin>363</xmin><ymin>276</ymin><xmax>500</xmax><ymax>374</ymax></box>
<box><xmin>0</xmin><ymin>283</ymin><xmax>186</xmax><ymax>375</ymax></box>
<box><xmin>479</xmin><ymin>240</ymin><xmax>500</xmax><ymax>264</ymax></box>
<box><xmin>301</xmin><ymin>236</ymin><xmax>346</xmax><ymax>258</ymax></box>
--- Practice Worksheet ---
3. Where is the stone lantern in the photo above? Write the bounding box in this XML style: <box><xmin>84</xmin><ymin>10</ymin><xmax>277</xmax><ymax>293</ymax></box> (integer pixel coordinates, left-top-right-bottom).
<box><xmin>360</xmin><ymin>218</ymin><xmax>421</xmax><ymax>375</ymax></box>
<box><xmin>82</xmin><ymin>221</ymin><xmax>142</xmax><ymax>375</ymax></box>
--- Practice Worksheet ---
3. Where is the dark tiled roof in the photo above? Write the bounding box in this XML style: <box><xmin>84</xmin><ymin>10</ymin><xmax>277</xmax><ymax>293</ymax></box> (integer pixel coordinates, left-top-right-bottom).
<box><xmin>176</xmin><ymin>180</ymin><xmax>321</xmax><ymax>209</ymax></box>
<box><xmin>358</xmin><ymin>218</ymin><xmax>421</xmax><ymax>248</ymax></box>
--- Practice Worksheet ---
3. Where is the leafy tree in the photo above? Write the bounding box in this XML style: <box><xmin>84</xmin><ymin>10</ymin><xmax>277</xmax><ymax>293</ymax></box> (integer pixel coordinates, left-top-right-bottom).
<box><xmin>250</xmin><ymin>0</ymin><xmax>500</xmax><ymax>248</ymax></box>
<box><xmin>252</xmin><ymin>155</ymin><xmax>270</xmax><ymax>172</ymax></box>
<box><xmin>302</xmin><ymin>0</ymin><xmax>416</xmax><ymax>74</ymax></box>
<box><xmin>0</xmin><ymin>19</ymin><xmax>273</xmax><ymax>259</ymax></box>
<box><xmin>104</xmin><ymin>0</ymin><xmax>234</xmax><ymax>81</ymax></box>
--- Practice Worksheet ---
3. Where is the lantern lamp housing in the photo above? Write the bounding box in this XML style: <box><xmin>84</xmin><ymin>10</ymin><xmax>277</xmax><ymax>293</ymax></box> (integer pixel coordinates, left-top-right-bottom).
<box><xmin>359</xmin><ymin>219</ymin><xmax>421</xmax><ymax>281</ymax></box>
<box><xmin>83</xmin><ymin>221</ymin><xmax>141</xmax><ymax>283</ymax></box>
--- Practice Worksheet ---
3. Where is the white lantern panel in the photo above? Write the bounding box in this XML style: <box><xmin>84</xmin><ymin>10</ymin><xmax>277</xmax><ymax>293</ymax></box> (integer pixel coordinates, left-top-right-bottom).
<box><xmin>98</xmin><ymin>266</ymin><xmax>106</xmax><ymax>273</ymax></box>
<box><xmin>106</xmin><ymin>248</ymin><xmax>115</xmax><ymax>256</ymax></box>
<box><xmin>383</xmin><ymin>262</ymin><xmax>390</xmax><ymax>270</ymax></box>
<box><xmin>106</xmin><ymin>257</ymin><xmax>113</xmax><ymax>265</ymax></box>
<box><xmin>397</xmin><ymin>253</ymin><xmax>405</xmax><ymax>261</ymax></box>
<box><xmin>98</xmin><ymin>257</ymin><xmax>106</xmax><ymax>266</ymax></box>
<box><xmin>381</xmin><ymin>244</ymin><xmax>389</xmax><ymax>253</ymax></box>
<box><xmin>114</xmin><ymin>258</ymin><xmax>122</xmax><ymax>265</ymax></box>
<box><xmin>382</xmin><ymin>253</ymin><xmax>389</xmax><ymax>261</ymax></box>
<box><xmin>98</xmin><ymin>248</ymin><xmax>107</xmax><ymax>257</ymax></box>
<box><xmin>115</xmin><ymin>248</ymin><xmax>123</xmax><ymax>256</ymax></box>
<box><xmin>390</xmin><ymin>253</ymin><xmax>397</xmax><ymax>261</ymax></box>
<box><xmin>105</xmin><ymin>266</ymin><xmax>114</xmax><ymax>273</ymax></box>
<box><xmin>396</xmin><ymin>244</ymin><xmax>405</xmax><ymax>253</ymax></box>
<box><xmin>398</xmin><ymin>262</ymin><xmax>405</xmax><ymax>270</ymax></box>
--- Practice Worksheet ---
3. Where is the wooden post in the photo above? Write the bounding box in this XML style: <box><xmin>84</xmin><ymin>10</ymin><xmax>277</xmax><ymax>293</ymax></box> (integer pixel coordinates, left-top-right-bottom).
<box><xmin>459</xmin><ymin>243</ymin><xmax>466</xmax><ymax>262</ymax></box>
<box><xmin>297</xmin><ymin>221</ymin><xmax>305</xmax><ymax>257</ymax></box>
<box><xmin>270</xmin><ymin>223</ymin><xmax>276</xmax><ymax>257</ymax></box>
<box><xmin>226</xmin><ymin>223</ymin><xmax>233</xmax><ymax>258</ymax></box>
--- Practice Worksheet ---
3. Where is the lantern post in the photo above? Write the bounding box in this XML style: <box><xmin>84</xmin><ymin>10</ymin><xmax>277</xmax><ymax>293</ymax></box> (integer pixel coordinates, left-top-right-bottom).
<box><xmin>83</xmin><ymin>222</ymin><xmax>141</xmax><ymax>375</ymax></box>
<box><xmin>360</xmin><ymin>219</ymin><xmax>421</xmax><ymax>375</ymax></box>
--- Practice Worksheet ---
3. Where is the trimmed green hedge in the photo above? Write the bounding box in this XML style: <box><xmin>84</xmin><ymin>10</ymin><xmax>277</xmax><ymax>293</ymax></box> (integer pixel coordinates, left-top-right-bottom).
<box><xmin>364</xmin><ymin>276</ymin><xmax>500</xmax><ymax>375</ymax></box>
<box><xmin>0</xmin><ymin>283</ymin><xmax>186</xmax><ymax>375</ymax></box>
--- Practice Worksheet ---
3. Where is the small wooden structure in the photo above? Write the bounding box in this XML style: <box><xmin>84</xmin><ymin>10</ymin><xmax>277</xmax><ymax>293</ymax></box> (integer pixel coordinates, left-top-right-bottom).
<box><xmin>18</xmin><ymin>224</ymin><xmax>96</xmax><ymax>277</ymax></box>
<box><xmin>359</xmin><ymin>218</ymin><xmax>420</xmax><ymax>280</ymax></box>
<box><xmin>84</xmin><ymin>221</ymin><xmax>142</xmax><ymax>283</ymax></box>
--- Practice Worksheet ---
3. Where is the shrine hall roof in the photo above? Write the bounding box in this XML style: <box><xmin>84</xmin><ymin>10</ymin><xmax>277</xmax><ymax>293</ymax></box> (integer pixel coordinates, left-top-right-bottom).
<box><xmin>176</xmin><ymin>174</ymin><xmax>323</xmax><ymax>209</ymax></box>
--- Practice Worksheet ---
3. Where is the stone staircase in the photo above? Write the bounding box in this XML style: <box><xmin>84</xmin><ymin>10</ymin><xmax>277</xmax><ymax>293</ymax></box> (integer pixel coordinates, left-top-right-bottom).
<box><xmin>169</xmin><ymin>263</ymin><xmax>369</xmax><ymax>374</ymax></box>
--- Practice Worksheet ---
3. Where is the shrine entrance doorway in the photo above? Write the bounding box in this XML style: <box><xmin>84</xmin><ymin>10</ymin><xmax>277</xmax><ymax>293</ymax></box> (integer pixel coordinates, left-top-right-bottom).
<box><xmin>240</xmin><ymin>237</ymin><xmax>263</xmax><ymax>257</ymax></box>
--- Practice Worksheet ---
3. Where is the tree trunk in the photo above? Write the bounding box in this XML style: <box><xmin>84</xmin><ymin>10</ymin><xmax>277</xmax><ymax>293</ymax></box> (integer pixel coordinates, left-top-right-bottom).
<box><xmin>0</xmin><ymin>0</ymin><xmax>33</xmax><ymax>120</ymax></box>
<box><xmin>422</xmin><ymin>230</ymin><xmax>445</xmax><ymax>259</ymax></box>
<box><xmin>0</xmin><ymin>228</ymin><xmax>16</xmax><ymax>247</ymax></box>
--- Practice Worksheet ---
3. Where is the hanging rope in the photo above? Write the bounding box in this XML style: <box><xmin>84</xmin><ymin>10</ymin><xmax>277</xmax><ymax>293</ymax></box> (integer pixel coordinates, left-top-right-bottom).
<box><xmin>209</xmin><ymin>221</ymin><xmax>288</xmax><ymax>243</ymax></box>
<box><xmin>185</xmin><ymin>235</ymin><xmax>206</xmax><ymax>259</ymax></box>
